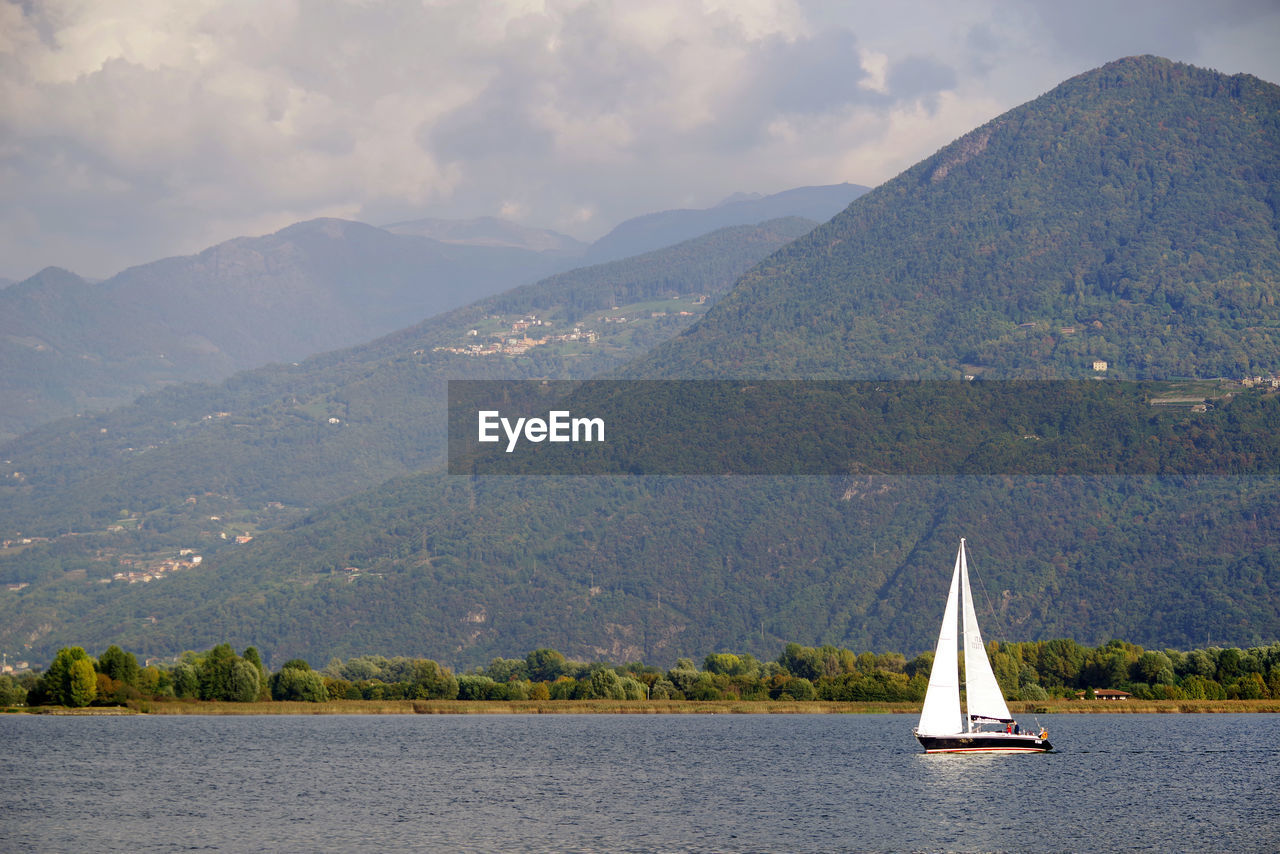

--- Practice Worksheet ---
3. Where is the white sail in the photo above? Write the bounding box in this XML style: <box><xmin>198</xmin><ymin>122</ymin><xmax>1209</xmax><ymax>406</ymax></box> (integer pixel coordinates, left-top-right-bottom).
<box><xmin>916</xmin><ymin>544</ymin><xmax>963</xmax><ymax>736</ymax></box>
<box><xmin>959</xmin><ymin>541</ymin><xmax>1013</xmax><ymax>725</ymax></box>
<box><xmin>914</xmin><ymin>539</ymin><xmax>1052</xmax><ymax>753</ymax></box>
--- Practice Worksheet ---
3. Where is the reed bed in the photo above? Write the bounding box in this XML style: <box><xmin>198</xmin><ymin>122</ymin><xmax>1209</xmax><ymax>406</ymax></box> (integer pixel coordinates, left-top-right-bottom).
<box><xmin>134</xmin><ymin>699</ymin><xmax>914</xmax><ymax>715</ymax></box>
<box><xmin>15</xmin><ymin>698</ymin><xmax>1279</xmax><ymax>715</ymax></box>
<box><xmin>1012</xmin><ymin>698</ymin><xmax>1280</xmax><ymax>714</ymax></box>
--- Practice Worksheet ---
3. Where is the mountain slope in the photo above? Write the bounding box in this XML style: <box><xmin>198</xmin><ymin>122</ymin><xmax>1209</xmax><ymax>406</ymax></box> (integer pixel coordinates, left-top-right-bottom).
<box><xmin>0</xmin><ymin>219</ymin><xmax>577</xmax><ymax>440</ymax></box>
<box><xmin>176</xmin><ymin>55</ymin><xmax>1280</xmax><ymax>667</ymax></box>
<box><xmin>638</xmin><ymin>56</ymin><xmax>1280</xmax><ymax>380</ymax></box>
<box><xmin>0</xmin><ymin>218</ymin><xmax>815</xmax><ymax>540</ymax></box>
<box><xmin>7</xmin><ymin>57</ymin><xmax>1280</xmax><ymax>669</ymax></box>
<box><xmin>55</xmin><ymin>473</ymin><xmax>1279</xmax><ymax>669</ymax></box>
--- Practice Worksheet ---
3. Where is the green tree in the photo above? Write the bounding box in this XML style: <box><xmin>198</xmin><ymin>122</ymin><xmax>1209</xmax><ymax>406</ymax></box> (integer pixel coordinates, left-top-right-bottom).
<box><xmin>323</xmin><ymin>676</ymin><xmax>353</xmax><ymax>701</ymax></box>
<box><xmin>68</xmin><ymin>658</ymin><xmax>97</xmax><ymax>707</ymax></box>
<box><xmin>1216</xmin><ymin>648</ymin><xmax>1243</xmax><ymax>683</ymax></box>
<box><xmin>1231</xmin><ymin>673</ymin><xmax>1267</xmax><ymax>700</ymax></box>
<box><xmin>1083</xmin><ymin>650</ymin><xmax>1131</xmax><ymax>688</ymax></box>
<box><xmin>37</xmin><ymin>647</ymin><xmax>92</xmax><ymax>706</ymax></box>
<box><xmin>0</xmin><ymin>674</ymin><xmax>27</xmax><ymax>706</ymax></box>
<box><xmin>548</xmin><ymin>676</ymin><xmax>578</xmax><ymax>699</ymax></box>
<box><xmin>198</xmin><ymin>644</ymin><xmax>240</xmax><ymax>701</ymax></box>
<box><xmin>906</xmin><ymin>651</ymin><xmax>934</xmax><ymax>680</ymax></box>
<box><xmin>242</xmin><ymin>647</ymin><xmax>267</xmax><ymax>688</ymax></box>
<box><xmin>97</xmin><ymin>645</ymin><xmax>139</xmax><ymax>687</ymax></box>
<box><xmin>684</xmin><ymin>672</ymin><xmax>726</xmax><ymax>700</ymax></box>
<box><xmin>525</xmin><ymin>648</ymin><xmax>567</xmax><ymax>683</ymax></box>
<box><xmin>411</xmin><ymin>659</ymin><xmax>459</xmax><ymax>700</ymax></box>
<box><xmin>227</xmin><ymin>659</ymin><xmax>261</xmax><ymax>703</ymax></box>
<box><xmin>771</xmin><ymin>675</ymin><xmax>815</xmax><ymax>701</ymax></box>
<box><xmin>1131</xmin><ymin>650</ymin><xmax>1175</xmax><ymax>685</ymax></box>
<box><xmin>1181</xmin><ymin>674</ymin><xmax>1226</xmax><ymax>700</ymax></box>
<box><xmin>619</xmin><ymin>675</ymin><xmax>647</xmax><ymax>700</ymax></box>
<box><xmin>1180</xmin><ymin>649</ymin><xmax>1216</xmax><ymax>679</ymax></box>
<box><xmin>649</xmin><ymin>678</ymin><xmax>679</xmax><ymax>699</ymax></box>
<box><xmin>457</xmin><ymin>674</ymin><xmax>498</xmax><ymax>700</ymax></box>
<box><xmin>485</xmin><ymin>657</ymin><xmax>528</xmax><ymax>683</ymax></box>
<box><xmin>270</xmin><ymin>661</ymin><xmax>328</xmax><ymax>702</ymax></box>
<box><xmin>578</xmin><ymin>667</ymin><xmax>626</xmax><ymax>700</ymax></box>
<box><xmin>1037</xmin><ymin>639</ymin><xmax>1087</xmax><ymax>688</ymax></box>
<box><xmin>665</xmin><ymin>658</ymin><xmax>701</xmax><ymax>696</ymax></box>
<box><xmin>171</xmin><ymin>662</ymin><xmax>199</xmax><ymax>698</ymax></box>
<box><xmin>704</xmin><ymin>653</ymin><xmax>744</xmax><ymax>676</ymax></box>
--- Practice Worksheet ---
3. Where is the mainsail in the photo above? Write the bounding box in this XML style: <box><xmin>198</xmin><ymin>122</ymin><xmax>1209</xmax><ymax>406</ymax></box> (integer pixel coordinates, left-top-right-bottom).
<box><xmin>916</xmin><ymin>544</ymin><xmax>964</xmax><ymax>736</ymax></box>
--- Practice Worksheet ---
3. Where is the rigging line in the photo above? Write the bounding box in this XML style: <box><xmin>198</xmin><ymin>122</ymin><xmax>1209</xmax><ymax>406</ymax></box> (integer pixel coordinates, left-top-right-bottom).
<box><xmin>969</xmin><ymin>547</ymin><xmax>1005</xmax><ymax>642</ymax></box>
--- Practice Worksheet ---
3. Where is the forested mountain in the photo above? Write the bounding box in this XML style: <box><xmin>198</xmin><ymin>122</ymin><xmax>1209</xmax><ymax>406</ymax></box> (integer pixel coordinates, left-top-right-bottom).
<box><xmin>0</xmin><ymin>220</ymin><xmax>820</xmax><ymax>662</ymax></box>
<box><xmin>44</xmin><ymin>474</ymin><xmax>1278</xmax><ymax>668</ymax></box>
<box><xmin>5</xmin><ymin>57</ymin><xmax>1280</xmax><ymax>670</ymax></box>
<box><xmin>0</xmin><ymin>218</ymin><xmax>813</xmax><ymax>541</ymax></box>
<box><xmin>637</xmin><ymin>56</ymin><xmax>1280</xmax><ymax>381</ymax></box>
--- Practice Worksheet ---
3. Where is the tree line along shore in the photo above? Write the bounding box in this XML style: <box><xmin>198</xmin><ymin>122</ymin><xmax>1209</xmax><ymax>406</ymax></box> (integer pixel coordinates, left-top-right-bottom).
<box><xmin>5</xmin><ymin>637</ymin><xmax>1279</xmax><ymax>713</ymax></box>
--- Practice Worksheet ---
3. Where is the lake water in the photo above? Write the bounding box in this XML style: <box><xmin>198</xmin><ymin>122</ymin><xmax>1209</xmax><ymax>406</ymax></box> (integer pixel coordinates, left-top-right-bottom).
<box><xmin>2</xmin><ymin>713</ymin><xmax>1277</xmax><ymax>852</ymax></box>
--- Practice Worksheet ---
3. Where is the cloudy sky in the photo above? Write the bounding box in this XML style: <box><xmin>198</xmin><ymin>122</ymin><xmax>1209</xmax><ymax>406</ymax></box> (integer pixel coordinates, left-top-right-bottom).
<box><xmin>3</xmin><ymin>0</ymin><xmax>1278</xmax><ymax>281</ymax></box>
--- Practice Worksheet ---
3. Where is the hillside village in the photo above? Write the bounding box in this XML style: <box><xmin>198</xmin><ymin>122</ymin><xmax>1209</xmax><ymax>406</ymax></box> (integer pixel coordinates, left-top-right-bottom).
<box><xmin>432</xmin><ymin>314</ymin><xmax>599</xmax><ymax>356</ymax></box>
<box><xmin>106</xmin><ymin>550</ymin><xmax>204</xmax><ymax>585</ymax></box>
<box><xmin>432</xmin><ymin>297</ymin><xmax>706</xmax><ymax>357</ymax></box>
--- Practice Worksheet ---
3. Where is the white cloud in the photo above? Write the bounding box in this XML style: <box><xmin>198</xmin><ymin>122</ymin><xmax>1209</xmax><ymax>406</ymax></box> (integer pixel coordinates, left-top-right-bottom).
<box><xmin>1</xmin><ymin>0</ymin><xmax>1277</xmax><ymax>279</ymax></box>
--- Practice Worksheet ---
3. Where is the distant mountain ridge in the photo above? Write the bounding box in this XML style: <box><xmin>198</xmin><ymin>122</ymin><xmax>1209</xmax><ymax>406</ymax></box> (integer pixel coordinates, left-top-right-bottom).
<box><xmin>383</xmin><ymin>216</ymin><xmax>588</xmax><ymax>257</ymax></box>
<box><xmin>584</xmin><ymin>183</ymin><xmax>869</xmax><ymax>263</ymax></box>
<box><xmin>0</xmin><ymin>219</ymin><xmax>575</xmax><ymax>440</ymax></box>
<box><xmin>0</xmin><ymin>185</ymin><xmax>863</xmax><ymax>440</ymax></box>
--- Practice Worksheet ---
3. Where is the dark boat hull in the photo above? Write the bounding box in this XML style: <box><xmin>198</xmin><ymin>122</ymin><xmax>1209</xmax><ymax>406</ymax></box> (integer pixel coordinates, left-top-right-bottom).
<box><xmin>916</xmin><ymin>732</ymin><xmax>1052</xmax><ymax>753</ymax></box>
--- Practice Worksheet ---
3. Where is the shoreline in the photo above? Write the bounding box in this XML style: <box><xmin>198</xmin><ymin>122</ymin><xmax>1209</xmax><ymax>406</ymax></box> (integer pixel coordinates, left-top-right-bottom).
<box><xmin>11</xmin><ymin>698</ymin><xmax>1280</xmax><ymax>716</ymax></box>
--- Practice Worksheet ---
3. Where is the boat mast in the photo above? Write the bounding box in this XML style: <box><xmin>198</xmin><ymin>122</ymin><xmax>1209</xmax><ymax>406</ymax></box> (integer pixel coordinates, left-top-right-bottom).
<box><xmin>960</xmin><ymin>538</ymin><xmax>972</xmax><ymax>734</ymax></box>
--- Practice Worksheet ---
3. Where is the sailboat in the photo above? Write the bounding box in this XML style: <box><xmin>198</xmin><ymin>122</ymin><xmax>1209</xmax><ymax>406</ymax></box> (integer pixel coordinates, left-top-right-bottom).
<box><xmin>914</xmin><ymin>539</ymin><xmax>1052</xmax><ymax>754</ymax></box>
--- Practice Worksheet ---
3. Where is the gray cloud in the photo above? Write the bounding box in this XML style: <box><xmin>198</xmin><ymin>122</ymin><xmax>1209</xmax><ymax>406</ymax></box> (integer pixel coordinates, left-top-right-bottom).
<box><xmin>751</xmin><ymin>29</ymin><xmax>880</xmax><ymax>115</ymax></box>
<box><xmin>1</xmin><ymin>0</ymin><xmax>1278</xmax><ymax>281</ymax></box>
<box><xmin>885</xmin><ymin>56</ymin><xmax>957</xmax><ymax>107</ymax></box>
<box><xmin>426</xmin><ymin>73</ymin><xmax>558</xmax><ymax>162</ymax></box>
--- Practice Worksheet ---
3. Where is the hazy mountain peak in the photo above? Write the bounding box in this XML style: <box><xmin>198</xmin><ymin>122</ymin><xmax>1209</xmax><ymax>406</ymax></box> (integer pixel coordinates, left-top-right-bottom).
<box><xmin>716</xmin><ymin>191</ymin><xmax>764</xmax><ymax>206</ymax></box>
<box><xmin>18</xmin><ymin>266</ymin><xmax>89</xmax><ymax>290</ymax></box>
<box><xmin>584</xmin><ymin>182</ymin><xmax>870</xmax><ymax>264</ymax></box>
<box><xmin>384</xmin><ymin>215</ymin><xmax>588</xmax><ymax>256</ymax></box>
